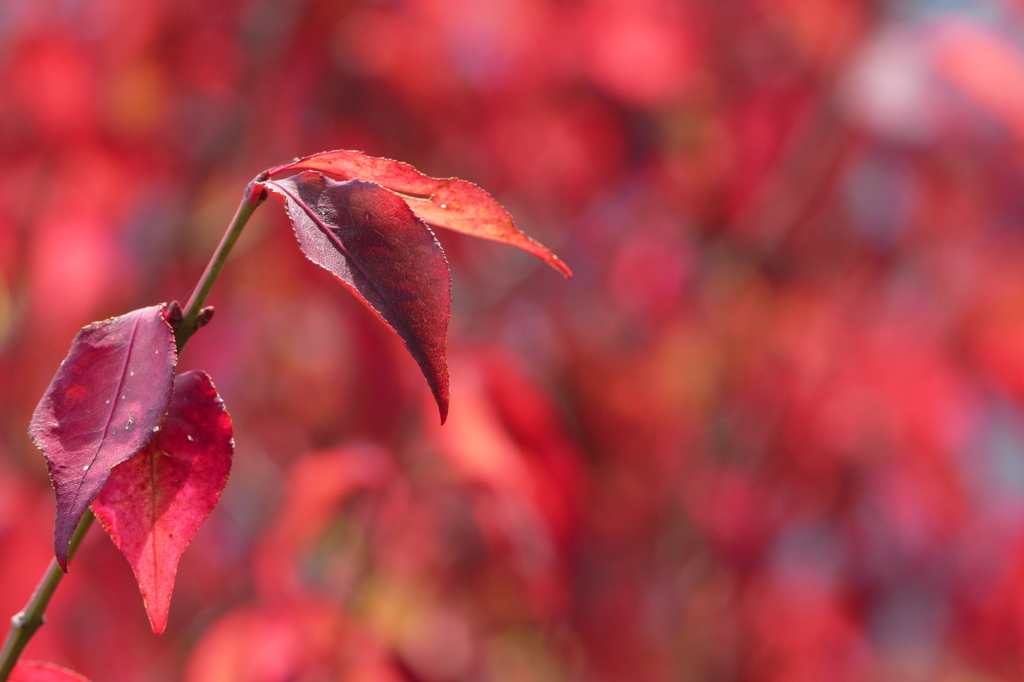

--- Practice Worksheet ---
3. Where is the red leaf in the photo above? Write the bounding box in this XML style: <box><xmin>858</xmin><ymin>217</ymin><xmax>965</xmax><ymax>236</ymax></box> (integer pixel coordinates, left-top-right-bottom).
<box><xmin>91</xmin><ymin>370</ymin><xmax>233</xmax><ymax>634</ymax></box>
<box><xmin>262</xmin><ymin>172</ymin><xmax>452</xmax><ymax>422</ymax></box>
<box><xmin>10</xmin><ymin>661</ymin><xmax>93</xmax><ymax>682</ymax></box>
<box><xmin>267</xmin><ymin>149</ymin><xmax>572</xmax><ymax>277</ymax></box>
<box><xmin>28</xmin><ymin>304</ymin><xmax>177</xmax><ymax>570</ymax></box>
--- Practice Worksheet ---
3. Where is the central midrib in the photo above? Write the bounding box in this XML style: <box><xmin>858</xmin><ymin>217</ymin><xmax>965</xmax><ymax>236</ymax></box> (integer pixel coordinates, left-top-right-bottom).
<box><xmin>270</xmin><ymin>180</ymin><xmax>399</xmax><ymax>322</ymax></box>
<box><xmin>69</xmin><ymin>313</ymin><xmax>142</xmax><ymax>510</ymax></box>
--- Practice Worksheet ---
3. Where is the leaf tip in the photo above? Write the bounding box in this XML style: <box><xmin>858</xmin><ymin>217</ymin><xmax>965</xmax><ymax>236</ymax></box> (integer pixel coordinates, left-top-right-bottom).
<box><xmin>551</xmin><ymin>256</ymin><xmax>573</xmax><ymax>278</ymax></box>
<box><xmin>53</xmin><ymin>540</ymin><xmax>69</xmax><ymax>573</ymax></box>
<box><xmin>147</xmin><ymin>607</ymin><xmax>169</xmax><ymax>635</ymax></box>
<box><xmin>53</xmin><ymin>506</ymin><xmax>82</xmax><ymax>572</ymax></box>
<box><xmin>53</xmin><ymin>502</ymin><xmax>90</xmax><ymax>572</ymax></box>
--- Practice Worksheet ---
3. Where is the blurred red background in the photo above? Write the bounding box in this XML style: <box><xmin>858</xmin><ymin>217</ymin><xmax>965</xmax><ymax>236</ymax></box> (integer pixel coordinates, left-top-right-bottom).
<box><xmin>3</xmin><ymin>0</ymin><xmax>1024</xmax><ymax>680</ymax></box>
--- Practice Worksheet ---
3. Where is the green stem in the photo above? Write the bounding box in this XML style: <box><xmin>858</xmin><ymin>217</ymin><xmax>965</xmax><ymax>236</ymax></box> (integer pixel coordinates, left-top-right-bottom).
<box><xmin>0</xmin><ymin>511</ymin><xmax>94</xmax><ymax>681</ymax></box>
<box><xmin>174</xmin><ymin>175</ymin><xmax>267</xmax><ymax>352</ymax></box>
<box><xmin>0</xmin><ymin>174</ymin><xmax>268</xmax><ymax>681</ymax></box>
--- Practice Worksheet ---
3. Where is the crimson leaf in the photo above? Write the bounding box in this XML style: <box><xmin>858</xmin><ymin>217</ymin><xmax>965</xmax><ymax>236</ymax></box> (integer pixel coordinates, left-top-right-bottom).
<box><xmin>92</xmin><ymin>370</ymin><xmax>233</xmax><ymax>634</ymax></box>
<box><xmin>10</xmin><ymin>661</ymin><xmax>93</xmax><ymax>682</ymax></box>
<box><xmin>267</xmin><ymin>149</ymin><xmax>572</xmax><ymax>277</ymax></box>
<box><xmin>29</xmin><ymin>304</ymin><xmax>177</xmax><ymax>570</ymax></box>
<box><xmin>262</xmin><ymin>172</ymin><xmax>451</xmax><ymax>422</ymax></box>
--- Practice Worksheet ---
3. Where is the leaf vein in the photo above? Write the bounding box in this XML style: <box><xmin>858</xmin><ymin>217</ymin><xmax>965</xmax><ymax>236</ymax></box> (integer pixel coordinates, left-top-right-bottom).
<box><xmin>68</xmin><ymin>313</ymin><xmax>143</xmax><ymax>513</ymax></box>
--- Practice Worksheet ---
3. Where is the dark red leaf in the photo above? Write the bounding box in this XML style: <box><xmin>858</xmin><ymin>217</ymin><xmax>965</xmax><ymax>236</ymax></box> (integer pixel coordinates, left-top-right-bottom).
<box><xmin>11</xmin><ymin>661</ymin><xmax>93</xmax><ymax>682</ymax></box>
<box><xmin>267</xmin><ymin>149</ymin><xmax>572</xmax><ymax>277</ymax></box>
<box><xmin>29</xmin><ymin>305</ymin><xmax>177</xmax><ymax>570</ymax></box>
<box><xmin>262</xmin><ymin>172</ymin><xmax>451</xmax><ymax>422</ymax></box>
<box><xmin>92</xmin><ymin>370</ymin><xmax>233</xmax><ymax>634</ymax></box>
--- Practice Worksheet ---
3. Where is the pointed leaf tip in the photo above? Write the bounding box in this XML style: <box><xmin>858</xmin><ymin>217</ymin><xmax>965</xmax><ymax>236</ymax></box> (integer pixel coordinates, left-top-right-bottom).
<box><xmin>262</xmin><ymin>172</ymin><xmax>451</xmax><ymax>422</ymax></box>
<box><xmin>267</xmin><ymin>149</ymin><xmax>571</xmax><ymax>277</ymax></box>
<box><xmin>29</xmin><ymin>304</ymin><xmax>177</xmax><ymax>570</ymax></box>
<box><xmin>92</xmin><ymin>370</ymin><xmax>233</xmax><ymax>633</ymax></box>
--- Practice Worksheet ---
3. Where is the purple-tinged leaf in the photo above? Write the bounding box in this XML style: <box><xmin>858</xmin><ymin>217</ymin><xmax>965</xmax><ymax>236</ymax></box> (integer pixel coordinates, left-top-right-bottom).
<box><xmin>29</xmin><ymin>304</ymin><xmax>177</xmax><ymax>570</ymax></box>
<box><xmin>92</xmin><ymin>370</ymin><xmax>233</xmax><ymax>634</ymax></box>
<box><xmin>267</xmin><ymin>149</ymin><xmax>572</xmax><ymax>277</ymax></box>
<box><xmin>262</xmin><ymin>172</ymin><xmax>452</xmax><ymax>422</ymax></box>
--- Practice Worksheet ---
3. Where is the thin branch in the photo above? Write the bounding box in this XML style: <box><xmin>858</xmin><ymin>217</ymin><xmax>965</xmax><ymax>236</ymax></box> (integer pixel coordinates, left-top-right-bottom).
<box><xmin>175</xmin><ymin>175</ymin><xmax>268</xmax><ymax>353</ymax></box>
<box><xmin>0</xmin><ymin>173</ymin><xmax>269</xmax><ymax>680</ymax></box>
<box><xmin>0</xmin><ymin>511</ymin><xmax>94</xmax><ymax>681</ymax></box>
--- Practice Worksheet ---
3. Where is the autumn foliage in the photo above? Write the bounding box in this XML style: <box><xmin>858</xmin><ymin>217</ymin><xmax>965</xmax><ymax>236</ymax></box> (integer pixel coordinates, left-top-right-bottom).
<box><xmin>4</xmin><ymin>0</ymin><xmax>1024</xmax><ymax>681</ymax></box>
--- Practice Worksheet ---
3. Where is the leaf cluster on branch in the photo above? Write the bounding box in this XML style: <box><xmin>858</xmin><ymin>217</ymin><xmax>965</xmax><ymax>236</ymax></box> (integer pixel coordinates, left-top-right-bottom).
<box><xmin>1</xmin><ymin>149</ymin><xmax>567</xmax><ymax>682</ymax></box>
